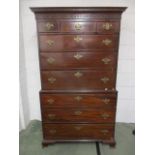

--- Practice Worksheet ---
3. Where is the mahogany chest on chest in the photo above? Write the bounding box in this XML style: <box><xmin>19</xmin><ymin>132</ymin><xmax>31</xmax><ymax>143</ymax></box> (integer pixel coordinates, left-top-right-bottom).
<box><xmin>31</xmin><ymin>7</ymin><xmax>126</xmax><ymax>147</ymax></box>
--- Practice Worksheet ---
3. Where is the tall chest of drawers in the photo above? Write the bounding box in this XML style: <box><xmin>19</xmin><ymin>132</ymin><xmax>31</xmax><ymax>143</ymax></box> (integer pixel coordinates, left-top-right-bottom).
<box><xmin>31</xmin><ymin>7</ymin><xmax>126</xmax><ymax>147</ymax></box>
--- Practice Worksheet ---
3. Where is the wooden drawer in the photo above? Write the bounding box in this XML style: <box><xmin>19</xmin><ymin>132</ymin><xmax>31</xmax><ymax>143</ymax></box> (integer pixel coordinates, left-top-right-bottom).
<box><xmin>38</xmin><ymin>21</ymin><xmax>59</xmax><ymax>32</ymax></box>
<box><xmin>60</xmin><ymin>21</ymin><xmax>96</xmax><ymax>33</ymax></box>
<box><xmin>41</xmin><ymin>70</ymin><xmax>115</xmax><ymax>90</ymax></box>
<box><xmin>40</xmin><ymin>51</ymin><xmax>117</xmax><ymax>70</ymax></box>
<box><xmin>42</xmin><ymin>108</ymin><xmax>115</xmax><ymax>123</ymax></box>
<box><xmin>97</xmin><ymin>22</ymin><xmax>120</xmax><ymax>33</ymax></box>
<box><xmin>43</xmin><ymin>123</ymin><xmax>114</xmax><ymax>140</ymax></box>
<box><xmin>39</xmin><ymin>35</ymin><xmax>118</xmax><ymax>51</ymax></box>
<box><xmin>40</xmin><ymin>92</ymin><xmax>117</xmax><ymax>108</ymax></box>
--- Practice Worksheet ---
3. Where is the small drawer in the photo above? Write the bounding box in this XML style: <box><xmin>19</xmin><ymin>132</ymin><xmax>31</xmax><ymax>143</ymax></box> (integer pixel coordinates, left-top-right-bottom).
<box><xmin>43</xmin><ymin>123</ymin><xmax>114</xmax><ymax>140</ymax></box>
<box><xmin>37</xmin><ymin>21</ymin><xmax>59</xmax><ymax>32</ymax></box>
<box><xmin>41</xmin><ymin>70</ymin><xmax>115</xmax><ymax>90</ymax></box>
<box><xmin>42</xmin><ymin>108</ymin><xmax>115</xmax><ymax>123</ymax></box>
<box><xmin>39</xmin><ymin>35</ymin><xmax>118</xmax><ymax>52</ymax></box>
<box><xmin>97</xmin><ymin>22</ymin><xmax>120</xmax><ymax>33</ymax></box>
<box><xmin>40</xmin><ymin>92</ymin><xmax>117</xmax><ymax>108</ymax></box>
<box><xmin>40</xmin><ymin>51</ymin><xmax>117</xmax><ymax>70</ymax></box>
<box><xmin>61</xmin><ymin>22</ymin><xmax>96</xmax><ymax>33</ymax></box>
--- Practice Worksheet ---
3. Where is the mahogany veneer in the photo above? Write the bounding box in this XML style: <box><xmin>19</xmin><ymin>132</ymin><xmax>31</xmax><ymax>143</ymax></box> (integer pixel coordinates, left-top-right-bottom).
<box><xmin>31</xmin><ymin>7</ymin><xmax>126</xmax><ymax>147</ymax></box>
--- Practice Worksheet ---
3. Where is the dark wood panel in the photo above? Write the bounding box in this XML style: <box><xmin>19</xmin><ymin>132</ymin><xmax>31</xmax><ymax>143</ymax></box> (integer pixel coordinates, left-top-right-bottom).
<box><xmin>42</xmin><ymin>108</ymin><xmax>116</xmax><ymax>123</ymax></box>
<box><xmin>41</xmin><ymin>70</ymin><xmax>115</xmax><ymax>90</ymax></box>
<box><xmin>97</xmin><ymin>21</ymin><xmax>120</xmax><ymax>33</ymax></box>
<box><xmin>40</xmin><ymin>93</ymin><xmax>117</xmax><ymax>108</ymax></box>
<box><xmin>38</xmin><ymin>21</ymin><xmax>59</xmax><ymax>32</ymax></box>
<box><xmin>40</xmin><ymin>51</ymin><xmax>117</xmax><ymax>70</ymax></box>
<box><xmin>39</xmin><ymin>35</ymin><xmax>118</xmax><ymax>51</ymax></box>
<box><xmin>43</xmin><ymin>123</ymin><xmax>114</xmax><ymax>140</ymax></box>
<box><xmin>61</xmin><ymin>21</ymin><xmax>96</xmax><ymax>32</ymax></box>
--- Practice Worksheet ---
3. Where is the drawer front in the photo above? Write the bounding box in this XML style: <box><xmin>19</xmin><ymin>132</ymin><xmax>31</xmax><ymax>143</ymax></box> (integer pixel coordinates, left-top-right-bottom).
<box><xmin>97</xmin><ymin>22</ymin><xmax>120</xmax><ymax>33</ymax></box>
<box><xmin>39</xmin><ymin>35</ymin><xmax>118</xmax><ymax>51</ymax></box>
<box><xmin>42</xmin><ymin>108</ymin><xmax>115</xmax><ymax>123</ymax></box>
<box><xmin>41</xmin><ymin>70</ymin><xmax>115</xmax><ymax>90</ymax></box>
<box><xmin>61</xmin><ymin>22</ymin><xmax>96</xmax><ymax>32</ymax></box>
<box><xmin>40</xmin><ymin>93</ymin><xmax>117</xmax><ymax>108</ymax></box>
<box><xmin>38</xmin><ymin>21</ymin><xmax>59</xmax><ymax>32</ymax></box>
<box><xmin>40</xmin><ymin>52</ymin><xmax>117</xmax><ymax>70</ymax></box>
<box><xmin>43</xmin><ymin>123</ymin><xmax>114</xmax><ymax>140</ymax></box>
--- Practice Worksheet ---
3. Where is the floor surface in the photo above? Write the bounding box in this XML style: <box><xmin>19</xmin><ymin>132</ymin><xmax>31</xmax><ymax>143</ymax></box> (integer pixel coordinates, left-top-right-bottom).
<box><xmin>19</xmin><ymin>120</ymin><xmax>135</xmax><ymax>155</ymax></box>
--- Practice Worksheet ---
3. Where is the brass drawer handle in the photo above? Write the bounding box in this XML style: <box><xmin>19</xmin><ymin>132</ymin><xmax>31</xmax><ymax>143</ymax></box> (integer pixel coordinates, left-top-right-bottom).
<box><xmin>74</xmin><ymin>126</ymin><xmax>82</xmax><ymax>130</ymax></box>
<box><xmin>74</xmin><ymin>72</ymin><xmax>83</xmax><ymax>78</ymax></box>
<box><xmin>47</xmin><ymin>57</ymin><xmax>55</xmax><ymax>64</ymax></box>
<box><xmin>47</xmin><ymin>99</ymin><xmax>54</xmax><ymax>105</ymax></box>
<box><xmin>74</xmin><ymin>96</ymin><xmax>83</xmax><ymax>101</ymax></box>
<box><xmin>74</xmin><ymin>111</ymin><xmax>82</xmax><ymax>115</ymax></box>
<box><xmin>47</xmin><ymin>40</ymin><xmax>55</xmax><ymax>46</ymax></box>
<box><xmin>49</xmin><ymin>129</ymin><xmax>57</xmax><ymax>134</ymax></box>
<box><xmin>101</xmin><ymin>77</ymin><xmax>109</xmax><ymax>83</ymax></box>
<box><xmin>45</xmin><ymin>22</ymin><xmax>54</xmax><ymax>30</ymax></box>
<box><xmin>101</xmin><ymin>129</ymin><xmax>109</xmax><ymax>135</ymax></box>
<box><xmin>74</xmin><ymin>53</ymin><xmax>83</xmax><ymax>60</ymax></box>
<box><xmin>48</xmin><ymin>114</ymin><xmax>56</xmax><ymax>119</ymax></box>
<box><xmin>102</xmin><ymin>98</ymin><xmax>110</xmax><ymax>104</ymax></box>
<box><xmin>102</xmin><ymin>23</ymin><xmax>112</xmax><ymax>30</ymax></box>
<box><xmin>102</xmin><ymin>39</ymin><xmax>112</xmax><ymax>46</ymax></box>
<box><xmin>48</xmin><ymin>77</ymin><xmax>56</xmax><ymax>84</ymax></box>
<box><xmin>102</xmin><ymin>58</ymin><xmax>111</xmax><ymax>64</ymax></box>
<box><xmin>74</xmin><ymin>36</ymin><xmax>83</xmax><ymax>42</ymax></box>
<box><xmin>101</xmin><ymin>113</ymin><xmax>110</xmax><ymax>119</ymax></box>
<box><xmin>75</xmin><ymin>23</ymin><xmax>82</xmax><ymax>30</ymax></box>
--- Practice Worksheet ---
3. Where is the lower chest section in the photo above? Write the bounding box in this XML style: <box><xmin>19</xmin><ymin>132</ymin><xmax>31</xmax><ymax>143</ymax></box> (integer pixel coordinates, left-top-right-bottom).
<box><xmin>40</xmin><ymin>92</ymin><xmax>117</xmax><ymax>141</ymax></box>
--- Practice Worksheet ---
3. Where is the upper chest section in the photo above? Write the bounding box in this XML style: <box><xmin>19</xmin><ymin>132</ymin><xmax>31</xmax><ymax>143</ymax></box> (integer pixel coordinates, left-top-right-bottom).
<box><xmin>31</xmin><ymin>7</ymin><xmax>126</xmax><ymax>34</ymax></box>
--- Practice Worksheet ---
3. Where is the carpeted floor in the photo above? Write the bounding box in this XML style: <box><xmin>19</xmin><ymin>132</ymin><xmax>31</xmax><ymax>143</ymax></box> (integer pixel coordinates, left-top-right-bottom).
<box><xmin>19</xmin><ymin>120</ymin><xmax>135</xmax><ymax>155</ymax></box>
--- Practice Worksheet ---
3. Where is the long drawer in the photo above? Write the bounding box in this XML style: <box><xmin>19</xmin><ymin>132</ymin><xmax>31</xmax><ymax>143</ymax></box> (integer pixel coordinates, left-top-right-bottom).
<box><xmin>40</xmin><ymin>92</ymin><xmax>117</xmax><ymax>108</ymax></box>
<box><xmin>40</xmin><ymin>51</ymin><xmax>117</xmax><ymax>70</ymax></box>
<box><xmin>42</xmin><ymin>108</ymin><xmax>115</xmax><ymax>123</ymax></box>
<box><xmin>43</xmin><ymin>123</ymin><xmax>114</xmax><ymax>140</ymax></box>
<box><xmin>39</xmin><ymin>35</ymin><xmax>118</xmax><ymax>51</ymax></box>
<box><xmin>41</xmin><ymin>70</ymin><xmax>115</xmax><ymax>90</ymax></box>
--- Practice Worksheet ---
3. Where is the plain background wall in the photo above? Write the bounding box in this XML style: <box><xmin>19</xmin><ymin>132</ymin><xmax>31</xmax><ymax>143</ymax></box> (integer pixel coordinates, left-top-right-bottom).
<box><xmin>19</xmin><ymin>0</ymin><xmax>135</xmax><ymax>130</ymax></box>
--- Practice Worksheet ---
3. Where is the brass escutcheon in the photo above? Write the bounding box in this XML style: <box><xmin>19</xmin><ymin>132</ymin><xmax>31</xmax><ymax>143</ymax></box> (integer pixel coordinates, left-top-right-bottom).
<box><xmin>74</xmin><ymin>126</ymin><xmax>82</xmax><ymax>130</ymax></box>
<box><xmin>101</xmin><ymin>113</ymin><xmax>110</xmax><ymax>119</ymax></box>
<box><xmin>101</xmin><ymin>77</ymin><xmax>109</xmax><ymax>83</ymax></box>
<box><xmin>101</xmin><ymin>129</ymin><xmax>109</xmax><ymax>135</ymax></box>
<box><xmin>74</xmin><ymin>96</ymin><xmax>83</xmax><ymax>101</ymax></box>
<box><xmin>47</xmin><ymin>99</ymin><xmax>55</xmax><ymax>105</ymax></box>
<box><xmin>74</xmin><ymin>53</ymin><xmax>83</xmax><ymax>60</ymax></box>
<box><xmin>74</xmin><ymin>36</ymin><xmax>83</xmax><ymax>42</ymax></box>
<box><xmin>74</xmin><ymin>111</ymin><xmax>82</xmax><ymax>115</ymax></box>
<box><xmin>48</xmin><ymin>114</ymin><xmax>56</xmax><ymax>119</ymax></box>
<box><xmin>74</xmin><ymin>72</ymin><xmax>83</xmax><ymax>78</ymax></box>
<box><xmin>47</xmin><ymin>40</ymin><xmax>55</xmax><ymax>46</ymax></box>
<box><xmin>102</xmin><ymin>22</ymin><xmax>112</xmax><ymax>30</ymax></box>
<box><xmin>102</xmin><ymin>98</ymin><xmax>110</xmax><ymax>104</ymax></box>
<box><xmin>101</xmin><ymin>58</ymin><xmax>111</xmax><ymax>64</ymax></box>
<box><xmin>45</xmin><ymin>22</ymin><xmax>54</xmax><ymax>30</ymax></box>
<box><xmin>102</xmin><ymin>39</ymin><xmax>112</xmax><ymax>46</ymax></box>
<box><xmin>47</xmin><ymin>57</ymin><xmax>55</xmax><ymax>64</ymax></box>
<box><xmin>48</xmin><ymin>77</ymin><xmax>56</xmax><ymax>84</ymax></box>
<box><xmin>75</xmin><ymin>23</ymin><xmax>82</xmax><ymax>30</ymax></box>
